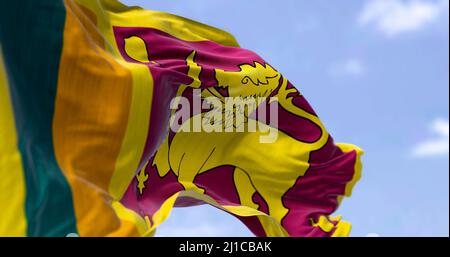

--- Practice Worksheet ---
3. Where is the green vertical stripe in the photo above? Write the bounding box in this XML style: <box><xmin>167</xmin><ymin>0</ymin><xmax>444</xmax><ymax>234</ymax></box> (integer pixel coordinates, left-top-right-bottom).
<box><xmin>0</xmin><ymin>0</ymin><xmax>78</xmax><ymax>236</ymax></box>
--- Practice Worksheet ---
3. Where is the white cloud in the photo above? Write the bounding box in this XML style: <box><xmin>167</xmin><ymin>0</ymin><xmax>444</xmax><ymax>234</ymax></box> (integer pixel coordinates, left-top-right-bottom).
<box><xmin>412</xmin><ymin>118</ymin><xmax>449</xmax><ymax>158</ymax></box>
<box><xmin>359</xmin><ymin>0</ymin><xmax>449</xmax><ymax>37</ymax></box>
<box><xmin>330</xmin><ymin>58</ymin><xmax>366</xmax><ymax>78</ymax></box>
<box><xmin>366</xmin><ymin>232</ymin><xmax>380</xmax><ymax>237</ymax></box>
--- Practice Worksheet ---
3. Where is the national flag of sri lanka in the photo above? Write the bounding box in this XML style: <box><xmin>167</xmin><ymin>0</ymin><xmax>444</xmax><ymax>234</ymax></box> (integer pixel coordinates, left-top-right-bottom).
<box><xmin>0</xmin><ymin>0</ymin><xmax>363</xmax><ymax>237</ymax></box>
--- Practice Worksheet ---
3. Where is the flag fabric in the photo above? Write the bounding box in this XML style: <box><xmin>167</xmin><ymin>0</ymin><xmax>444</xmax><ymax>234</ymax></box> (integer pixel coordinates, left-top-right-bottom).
<box><xmin>0</xmin><ymin>0</ymin><xmax>363</xmax><ymax>237</ymax></box>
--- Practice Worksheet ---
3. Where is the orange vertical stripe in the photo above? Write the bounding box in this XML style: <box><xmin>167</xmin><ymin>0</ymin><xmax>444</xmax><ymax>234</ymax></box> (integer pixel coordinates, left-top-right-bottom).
<box><xmin>53</xmin><ymin>1</ymin><xmax>139</xmax><ymax>236</ymax></box>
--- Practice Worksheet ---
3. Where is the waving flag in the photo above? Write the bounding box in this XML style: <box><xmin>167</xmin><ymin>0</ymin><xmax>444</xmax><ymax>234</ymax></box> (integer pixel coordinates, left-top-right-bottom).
<box><xmin>0</xmin><ymin>0</ymin><xmax>363</xmax><ymax>237</ymax></box>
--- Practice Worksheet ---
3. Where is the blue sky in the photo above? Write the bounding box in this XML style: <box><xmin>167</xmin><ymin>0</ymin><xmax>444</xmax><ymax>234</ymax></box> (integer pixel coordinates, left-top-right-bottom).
<box><xmin>122</xmin><ymin>0</ymin><xmax>449</xmax><ymax>237</ymax></box>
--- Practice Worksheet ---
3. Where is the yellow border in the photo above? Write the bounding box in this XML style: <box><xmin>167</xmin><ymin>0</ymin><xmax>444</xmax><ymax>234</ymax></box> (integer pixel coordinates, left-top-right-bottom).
<box><xmin>0</xmin><ymin>46</ymin><xmax>27</xmax><ymax>236</ymax></box>
<box><xmin>145</xmin><ymin>190</ymin><xmax>289</xmax><ymax>237</ymax></box>
<box><xmin>336</xmin><ymin>143</ymin><xmax>364</xmax><ymax>204</ymax></box>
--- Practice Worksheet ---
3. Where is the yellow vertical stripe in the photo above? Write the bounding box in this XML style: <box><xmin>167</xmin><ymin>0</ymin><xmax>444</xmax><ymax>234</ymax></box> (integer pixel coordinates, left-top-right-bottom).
<box><xmin>0</xmin><ymin>47</ymin><xmax>27</xmax><ymax>236</ymax></box>
<box><xmin>75</xmin><ymin>0</ymin><xmax>154</xmax><ymax>201</ymax></box>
